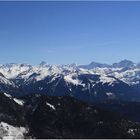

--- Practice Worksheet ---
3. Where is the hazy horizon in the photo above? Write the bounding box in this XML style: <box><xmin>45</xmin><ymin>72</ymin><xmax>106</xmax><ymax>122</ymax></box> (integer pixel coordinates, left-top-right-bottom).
<box><xmin>0</xmin><ymin>1</ymin><xmax>140</xmax><ymax>65</ymax></box>
<box><xmin>0</xmin><ymin>59</ymin><xmax>139</xmax><ymax>66</ymax></box>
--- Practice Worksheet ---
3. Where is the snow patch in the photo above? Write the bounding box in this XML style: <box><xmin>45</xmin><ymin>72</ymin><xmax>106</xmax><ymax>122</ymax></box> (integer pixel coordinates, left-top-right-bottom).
<box><xmin>3</xmin><ymin>93</ymin><xmax>24</xmax><ymax>106</ymax></box>
<box><xmin>106</xmin><ymin>92</ymin><xmax>116</xmax><ymax>99</ymax></box>
<box><xmin>3</xmin><ymin>93</ymin><xmax>12</xmax><ymax>98</ymax></box>
<box><xmin>13</xmin><ymin>98</ymin><xmax>24</xmax><ymax>106</ymax></box>
<box><xmin>127</xmin><ymin>128</ymin><xmax>137</xmax><ymax>136</ymax></box>
<box><xmin>46</xmin><ymin>102</ymin><xmax>55</xmax><ymax>110</ymax></box>
<box><xmin>106</xmin><ymin>92</ymin><xmax>113</xmax><ymax>96</ymax></box>
<box><xmin>64</xmin><ymin>74</ymin><xmax>85</xmax><ymax>87</ymax></box>
<box><xmin>99</xmin><ymin>76</ymin><xmax>116</xmax><ymax>85</ymax></box>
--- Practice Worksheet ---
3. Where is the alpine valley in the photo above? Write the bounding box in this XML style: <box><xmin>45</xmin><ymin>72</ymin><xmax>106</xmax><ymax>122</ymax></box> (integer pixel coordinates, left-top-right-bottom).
<box><xmin>1</xmin><ymin>60</ymin><xmax>140</xmax><ymax>138</ymax></box>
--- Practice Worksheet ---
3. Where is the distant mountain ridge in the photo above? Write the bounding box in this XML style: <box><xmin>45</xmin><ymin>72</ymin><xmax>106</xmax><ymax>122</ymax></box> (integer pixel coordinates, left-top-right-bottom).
<box><xmin>79</xmin><ymin>61</ymin><xmax>110</xmax><ymax>69</ymax></box>
<box><xmin>79</xmin><ymin>59</ymin><xmax>136</xmax><ymax>69</ymax></box>
<box><xmin>0</xmin><ymin>59</ymin><xmax>139</xmax><ymax>102</ymax></box>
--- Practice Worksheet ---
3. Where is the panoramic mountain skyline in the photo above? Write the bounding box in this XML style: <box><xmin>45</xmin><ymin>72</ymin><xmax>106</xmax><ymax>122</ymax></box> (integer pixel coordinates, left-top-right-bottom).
<box><xmin>0</xmin><ymin>58</ymin><xmax>134</xmax><ymax>66</ymax></box>
<box><xmin>1</xmin><ymin>1</ymin><xmax>140</xmax><ymax>139</ymax></box>
<box><xmin>0</xmin><ymin>1</ymin><xmax>140</xmax><ymax>64</ymax></box>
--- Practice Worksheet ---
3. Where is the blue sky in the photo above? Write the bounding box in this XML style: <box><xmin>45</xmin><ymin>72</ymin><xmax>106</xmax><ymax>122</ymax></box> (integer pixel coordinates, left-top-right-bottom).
<box><xmin>0</xmin><ymin>1</ymin><xmax>140</xmax><ymax>65</ymax></box>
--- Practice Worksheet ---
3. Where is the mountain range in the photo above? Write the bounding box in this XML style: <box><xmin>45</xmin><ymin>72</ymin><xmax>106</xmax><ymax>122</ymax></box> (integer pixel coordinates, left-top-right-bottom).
<box><xmin>0</xmin><ymin>59</ymin><xmax>140</xmax><ymax>101</ymax></box>
<box><xmin>1</xmin><ymin>59</ymin><xmax>140</xmax><ymax>138</ymax></box>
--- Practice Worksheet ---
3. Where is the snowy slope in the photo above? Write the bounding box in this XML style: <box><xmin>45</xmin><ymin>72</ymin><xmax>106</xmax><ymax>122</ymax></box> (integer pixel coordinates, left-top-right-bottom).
<box><xmin>0</xmin><ymin>122</ymin><xmax>27</xmax><ymax>139</ymax></box>
<box><xmin>0</xmin><ymin>63</ymin><xmax>32</xmax><ymax>79</ymax></box>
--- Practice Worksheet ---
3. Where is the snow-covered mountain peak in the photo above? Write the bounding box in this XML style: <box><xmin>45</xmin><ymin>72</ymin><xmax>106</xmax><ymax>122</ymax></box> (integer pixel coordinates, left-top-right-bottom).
<box><xmin>112</xmin><ymin>59</ymin><xmax>135</xmax><ymax>68</ymax></box>
<box><xmin>0</xmin><ymin>63</ymin><xmax>32</xmax><ymax>79</ymax></box>
<box><xmin>39</xmin><ymin>61</ymin><xmax>49</xmax><ymax>67</ymax></box>
<box><xmin>0</xmin><ymin>60</ymin><xmax>139</xmax><ymax>86</ymax></box>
